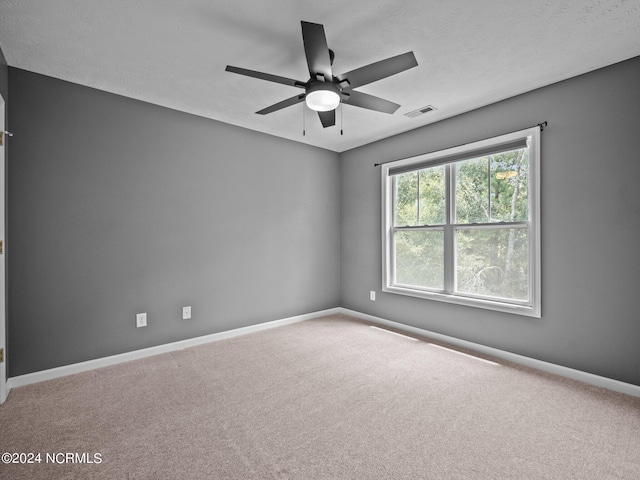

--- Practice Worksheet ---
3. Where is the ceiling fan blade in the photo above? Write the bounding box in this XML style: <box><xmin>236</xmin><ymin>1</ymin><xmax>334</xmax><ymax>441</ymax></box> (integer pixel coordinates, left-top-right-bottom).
<box><xmin>318</xmin><ymin>110</ymin><xmax>335</xmax><ymax>128</ymax></box>
<box><xmin>301</xmin><ymin>21</ymin><xmax>333</xmax><ymax>80</ymax></box>
<box><xmin>226</xmin><ymin>65</ymin><xmax>305</xmax><ymax>88</ymax></box>
<box><xmin>342</xmin><ymin>90</ymin><xmax>400</xmax><ymax>114</ymax></box>
<box><xmin>256</xmin><ymin>94</ymin><xmax>306</xmax><ymax>115</ymax></box>
<box><xmin>336</xmin><ymin>51</ymin><xmax>417</xmax><ymax>89</ymax></box>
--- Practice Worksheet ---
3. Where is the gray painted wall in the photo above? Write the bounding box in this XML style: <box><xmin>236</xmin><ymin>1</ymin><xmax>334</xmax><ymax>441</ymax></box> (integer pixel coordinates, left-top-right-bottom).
<box><xmin>8</xmin><ymin>68</ymin><xmax>340</xmax><ymax>376</ymax></box>
<box><xmin>6</xmin><ymin>56</ymin><xmax>640</xmax><ymax>386</ymax></box>
<box><xmin>340</xmin><ymin>56</ymin><xmax>640</xmax><ymax>386</ymax></box>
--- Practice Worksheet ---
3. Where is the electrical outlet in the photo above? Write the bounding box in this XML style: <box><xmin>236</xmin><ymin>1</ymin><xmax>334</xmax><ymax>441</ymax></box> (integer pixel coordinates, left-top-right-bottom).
<box><xmin>182</xmin><ymin>306</ymin><xmax>191</xmax><ymax>320</ymax></box>
<box><xmin>370</xmin><ymin>291</ymin><xmax>376</xmax><ymax>301</ymax></box>
<box><xmin>136</xmin><ymin>313</ymin><xmax>147</xmax><ymax>328</ymax></box>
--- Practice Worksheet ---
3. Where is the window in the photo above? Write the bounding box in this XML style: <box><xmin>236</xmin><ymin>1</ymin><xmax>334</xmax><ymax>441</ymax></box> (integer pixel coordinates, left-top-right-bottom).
<box><xmin>382</xmin><ymin>127</ymin><xmax>540</xmax><ymax>317</ymax></box>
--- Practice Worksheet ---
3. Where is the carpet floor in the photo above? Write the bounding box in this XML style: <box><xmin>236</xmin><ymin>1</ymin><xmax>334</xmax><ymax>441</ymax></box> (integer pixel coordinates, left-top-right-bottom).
<box><xmin>1</xmin><ymin>314</ymin><xmax>639</xmax><ymax>479</ymax></box>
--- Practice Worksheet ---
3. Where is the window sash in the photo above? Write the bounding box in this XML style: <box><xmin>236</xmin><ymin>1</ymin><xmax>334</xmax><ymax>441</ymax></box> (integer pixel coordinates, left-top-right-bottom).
<box><xmin>394</xmin><ymin>221</ymin><xmax>529</xmax><ymax>230</ymax></box>
<box><xmin>452</xmin><ymin>224</ymin><xmax>531</xmax><ymax>304</ymax></box>
<box><xmin>391</xmin><ymin>222</ymin><xmax>531</xmax><ymax>303</ymax></box>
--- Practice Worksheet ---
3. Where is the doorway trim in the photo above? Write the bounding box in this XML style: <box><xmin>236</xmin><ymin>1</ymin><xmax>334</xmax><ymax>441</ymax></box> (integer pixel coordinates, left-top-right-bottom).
<box><xmin>0</xmin><ymin>92</ymin><xmax>7</xmax><ymax>404</ymax></box>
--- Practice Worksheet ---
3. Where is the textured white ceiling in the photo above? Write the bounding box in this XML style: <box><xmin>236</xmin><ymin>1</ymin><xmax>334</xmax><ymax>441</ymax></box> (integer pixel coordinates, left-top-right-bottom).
<box><xmin>1</xmin><ymin>0</ymin><xmax>639</xmax><ymax>152</ymax></box>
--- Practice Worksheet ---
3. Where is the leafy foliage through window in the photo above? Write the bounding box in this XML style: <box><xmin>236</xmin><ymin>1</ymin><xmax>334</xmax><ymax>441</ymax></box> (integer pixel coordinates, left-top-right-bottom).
<box><xmin>382</xmin><ymin>128</ymin><xmax>540</xmax><ymax>316</ymax></box>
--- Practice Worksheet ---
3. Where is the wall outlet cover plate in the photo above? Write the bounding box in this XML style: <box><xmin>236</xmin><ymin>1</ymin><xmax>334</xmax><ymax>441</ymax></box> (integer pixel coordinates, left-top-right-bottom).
<box><xmin>136</xmin><ymin>313</ymin><xmax>147</xmax><ymax>328</ymax></box>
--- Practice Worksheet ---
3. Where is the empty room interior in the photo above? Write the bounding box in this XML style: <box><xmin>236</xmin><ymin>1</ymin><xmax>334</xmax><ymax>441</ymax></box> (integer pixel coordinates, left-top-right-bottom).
<box><xmin>1</xmin><ymin>1</ymin><xmax>640</xmax><ymax>479</ymax></box>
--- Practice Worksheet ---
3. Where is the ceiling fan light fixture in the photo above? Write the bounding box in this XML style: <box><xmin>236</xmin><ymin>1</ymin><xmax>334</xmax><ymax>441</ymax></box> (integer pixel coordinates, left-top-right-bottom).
<box><xmin>305</xmin><ymin>82</ymin><xmax>340</xmax><ymax>111</ymax></box>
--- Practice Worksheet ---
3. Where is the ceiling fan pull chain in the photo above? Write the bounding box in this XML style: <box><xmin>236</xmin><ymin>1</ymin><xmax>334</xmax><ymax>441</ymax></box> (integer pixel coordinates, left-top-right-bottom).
<box><xmin>302</xmin><ymin>102</ymin><xmax>306</xmax><ymax>136</ymax></box>
<box><xmin>340</xmin><ymin>103</ymin><xmax>343</xmax><ymax>136</ymax></box>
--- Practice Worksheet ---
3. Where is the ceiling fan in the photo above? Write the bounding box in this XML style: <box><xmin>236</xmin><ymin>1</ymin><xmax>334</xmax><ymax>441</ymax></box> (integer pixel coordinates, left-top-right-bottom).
<box><xmin>225</xmin><ymin>21</ymin><xmax>418</xmax><ymax>128</ymax></box>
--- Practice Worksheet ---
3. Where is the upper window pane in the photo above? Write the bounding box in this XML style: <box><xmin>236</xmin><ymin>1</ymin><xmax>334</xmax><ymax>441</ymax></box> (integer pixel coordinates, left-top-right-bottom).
<box><xmin>419</xmin><ymin>166</ymin><xmax>446</xmax><ymax>225</ymax></box>
<box><xmin>394</xmin><ymin>166</ymin><xmax>445</xmax><ymax>227</ymax></box>
<box><xmin>394</xmin><ymin>171</ymin><xmax>418</xmax><ymax>227</ymax></box>
<box><xmin>455</xmin><ymin>148</ymin><xmax>529</xmax><ymax>224</ymax></box>
<box><xmin>455</xmin><ymin>157</ymin><xmax>489</xmax><ymax>224</ymax></box>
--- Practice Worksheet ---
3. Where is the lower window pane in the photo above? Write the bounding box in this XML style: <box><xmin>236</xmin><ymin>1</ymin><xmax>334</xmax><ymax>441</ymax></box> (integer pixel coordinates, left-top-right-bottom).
<box><xmin>394</xmin><ymin>230</ymin><xmax>444</xmax><ymax>289</ymax></box>
<box><xmin>455</xmin><ymin>228</ymin><xmax>529</xmax><ymax>301</ymax></box>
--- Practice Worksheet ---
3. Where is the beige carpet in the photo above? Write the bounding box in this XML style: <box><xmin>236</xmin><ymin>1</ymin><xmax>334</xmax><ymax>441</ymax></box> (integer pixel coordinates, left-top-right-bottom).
<box><xmin>1</xmin><ymin>314</ymin><xmax>639</xmax><ymax>479</ymax></box>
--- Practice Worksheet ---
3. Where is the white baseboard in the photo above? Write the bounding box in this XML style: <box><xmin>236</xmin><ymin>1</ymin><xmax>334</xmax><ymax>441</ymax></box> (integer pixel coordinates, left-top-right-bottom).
<box><xmin>6</xmin><ymin>307</ymin><xmax>341</xmax><ymax>392</ymax></box>
<box><xmin>7</xmin><ymin>306</ymin><xmax>640</xmax><ymax>399</ymax></box>
<box><xmin>339</xmin><ymin>308</ymin><xmax>640</xmax><ymax>398</ymax></box>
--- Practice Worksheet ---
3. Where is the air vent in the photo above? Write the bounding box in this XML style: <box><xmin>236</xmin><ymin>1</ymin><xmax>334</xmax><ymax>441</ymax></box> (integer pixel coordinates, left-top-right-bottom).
<box><xmin>405</xmin><ymin>105</ymin><xmax>437</xmax><ymax>118</ymax></box>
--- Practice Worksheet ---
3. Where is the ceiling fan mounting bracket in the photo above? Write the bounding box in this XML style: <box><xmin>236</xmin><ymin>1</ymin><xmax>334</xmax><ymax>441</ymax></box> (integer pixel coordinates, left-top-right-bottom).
<box><xmin>307</xmin><ymin>80</ymin><xmax>341</xmax><ymax>96</ymax></box>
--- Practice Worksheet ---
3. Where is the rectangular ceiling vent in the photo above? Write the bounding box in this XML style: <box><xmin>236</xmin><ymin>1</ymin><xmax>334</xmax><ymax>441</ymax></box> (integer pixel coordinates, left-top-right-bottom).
<box><xmin>405</xmin><ymin>105</ymin><xmax>437</xmax><ymax>118</ymax></box>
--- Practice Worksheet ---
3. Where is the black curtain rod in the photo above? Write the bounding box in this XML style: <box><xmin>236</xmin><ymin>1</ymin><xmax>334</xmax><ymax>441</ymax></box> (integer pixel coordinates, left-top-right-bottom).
<box><xmin>373</xmin><ymin>121</ymin><xmax>547</xmax><ymax>167</ymax></box>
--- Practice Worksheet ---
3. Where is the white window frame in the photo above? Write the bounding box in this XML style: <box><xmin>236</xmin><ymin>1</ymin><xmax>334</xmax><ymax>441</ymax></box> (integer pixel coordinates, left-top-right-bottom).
<box><xmin>381</xmin><ymin>127</ymin><xmax>541</xmax><ymax>317</ymax></box>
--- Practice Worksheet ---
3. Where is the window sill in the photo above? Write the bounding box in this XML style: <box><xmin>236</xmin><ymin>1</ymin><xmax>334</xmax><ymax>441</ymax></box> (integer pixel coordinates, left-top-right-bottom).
<box><xmin>382</xmin><ymin>284</ymin><xmax>541</xmax><ymax>318</ymax></box>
